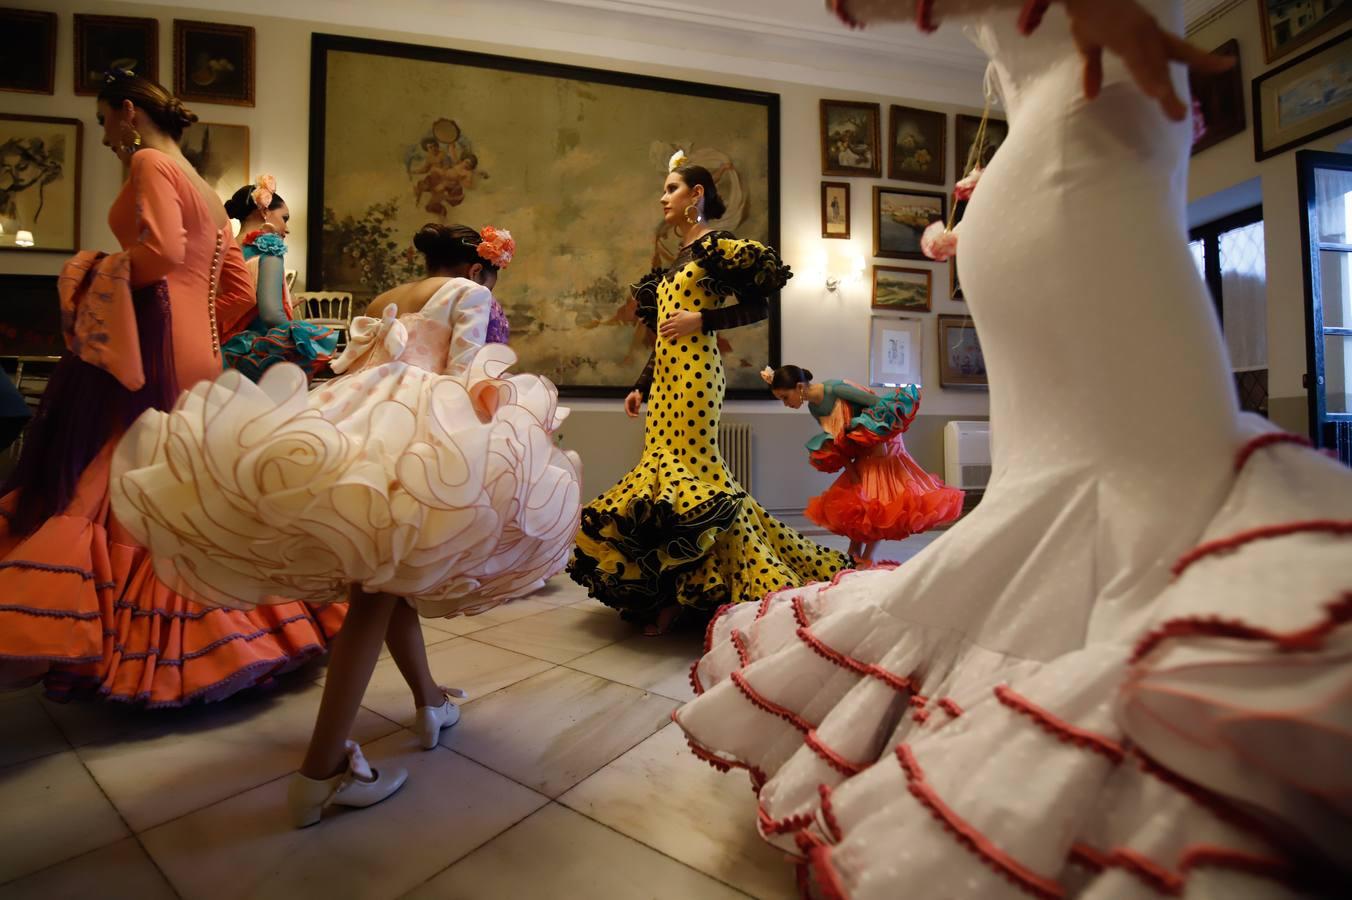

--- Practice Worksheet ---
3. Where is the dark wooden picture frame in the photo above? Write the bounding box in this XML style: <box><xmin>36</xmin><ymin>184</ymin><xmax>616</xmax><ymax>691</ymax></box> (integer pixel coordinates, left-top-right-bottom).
<box><xmin>0</xmin><ymin>8</ymin><xmax>56</xmax><ymax>95</ymax></box>
<box><xmin>74</xmin><ymin>14</ymin><xmax>158</xmax><ymax>96</ymax></box>
<box><xmin>871</xmin><ymin>265</ymin><xmax>932</xmax><ymax>312</ymax></box>
<box><xmin>309</xmin><ymin>33</ymin><xmax>781</xmax><ymax>398</ymax></box>
<box><xmin>820</xmin><ymin>99</ymin><xmax>881</xmax><ymax>178</ymax></box>
<box><xmin>1191</xmin><ymin>39</ymin><xmax>1246</xmax><ymax>155</ymax></box>
<box><xmin>821</xmin><ymin>181</ymin><xmax>850</xmax><ymax>239</ymax></box>
<box><xmin>938</xmin><ymin>314</ymin><xmax>987</xmax><ymax>389</ymax></box>
<box><xmin>1257</xmin><ymin>0</ymin><xmax>1352</xmax><ymax>63</ymax></box>
<box><xmin>887</xmin><ymin>103</ymin><xmax>946</xmax><ymax>185</ymax></box>
<box><xmin>0</xmin><ymin>113</ymin><xmax>82</xmax><ymax>254</ymax></box>
<box><xmin>873</xmin><ymin>186</ymin><xmax>946</xmax><ymax>261</ymax></box>
<box><xmin>954</xmin><ymin>113</ymin><xmax>1008</xmax><ymax>177</ymax></box>
<box><xmin>175</xmin><ymin>19</ymin><xmax>256</xmax><ymax>107</ymax></box>
<box><xmin>1253</xmin><ymin>30</ymin><xmax>1352</xmax><ymax>161</ymax></box>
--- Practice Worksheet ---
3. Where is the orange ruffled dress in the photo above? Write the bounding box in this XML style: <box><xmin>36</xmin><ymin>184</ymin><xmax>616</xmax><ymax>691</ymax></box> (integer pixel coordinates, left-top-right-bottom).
<box><xmin>0</xmin><ymin>149</ymin><xmax>344</xmax><ymax>707</ymax></box>
<box><xmin>803</xmin><ymin>381</ymin><xmax>962</xmax><ymax>543</ymax></box>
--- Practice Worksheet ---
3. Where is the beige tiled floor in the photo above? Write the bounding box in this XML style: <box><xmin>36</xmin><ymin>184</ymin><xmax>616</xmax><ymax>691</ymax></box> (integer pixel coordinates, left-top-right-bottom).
<box><xmin>0</xmin><ymin>528</ymin><xmax>940</xmax><ymax>900</ymax></box>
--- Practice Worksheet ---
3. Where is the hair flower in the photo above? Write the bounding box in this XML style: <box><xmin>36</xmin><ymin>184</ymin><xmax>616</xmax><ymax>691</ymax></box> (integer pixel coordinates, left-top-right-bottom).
<box><xmin>759</xmin><ymin>366</ymin><xmax>775</xmax><ymax>385</ymax></box>
<box><xmin>921</xmin><ymin>220</ymin><xmax>959</xmax><ymax>261</ymax></box>
<box><xmin>251</xmin><ymin>173</ymin><xmax>277</xmax><ymax>212</ymax></box>
<box><xmin>477</xmin><ymin>225</ymin><xmax>515</xmax><ymax>269</ymax></box>
<box><xmin>668</xmin><ymin>149</ymin><xmax>689</xmax><ymax>172</ymax></box>
<box><xmin>953</xmin><ymin>165</ymin><xmax>983</xmax><ymax>201</ymax></box>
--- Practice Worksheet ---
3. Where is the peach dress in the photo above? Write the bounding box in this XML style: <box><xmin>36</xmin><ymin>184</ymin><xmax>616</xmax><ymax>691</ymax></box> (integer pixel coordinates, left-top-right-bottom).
<box><xmin>0</xmin><ymin>149</ymin><xmax>344</xmax><ymax>706</ymax></box>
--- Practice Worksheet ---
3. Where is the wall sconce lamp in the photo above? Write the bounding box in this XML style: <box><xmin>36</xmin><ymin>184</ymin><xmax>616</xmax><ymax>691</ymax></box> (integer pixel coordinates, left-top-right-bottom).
<box><xmin>825</xmin><ymin>252</ymin><xmax>865</xmax><ymax>292</ymax></box>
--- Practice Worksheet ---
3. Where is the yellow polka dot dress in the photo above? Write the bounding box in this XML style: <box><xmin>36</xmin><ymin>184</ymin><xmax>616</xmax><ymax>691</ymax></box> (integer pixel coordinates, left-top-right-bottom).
<box><xmin>567</xmin><ymin>232</ymin><xmax>849</xmax><ymax>625</ymax></box>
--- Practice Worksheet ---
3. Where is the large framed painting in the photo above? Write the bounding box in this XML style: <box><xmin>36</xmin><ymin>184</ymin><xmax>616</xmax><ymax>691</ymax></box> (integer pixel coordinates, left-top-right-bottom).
<box><xmin>0</xmin><ymin>8</ymin><xmax>56</xmax><ymax>95</ymax></box>
<box><xmin>820</xmin><ymin>99</ymin><xmax>881</xmax><ymax>178</ymax></box>
<box><xmin>175</xmin><ymin>20</ymin><xmax>256</xmax><ymax>107</ymax></box>
<box><xmin>874</xmin><ymin>186</ymin><xmax>946</xmax><ymax>260</ymax></box>
<box><xmin>74</xmin><ymin>14</ymin><xmax>158</xmax><ymax>96</ymax></box>
<box><xmin>179</xmin><ymin>122</ymin><xmax>249</xmax><ymax>204</ymax></box>
<box><xmin>0</xmin><ymin>114</ymin><xmax>81</xmax><ymax>254</ymax></box>
<box><xmin>1191</xmin><ymin>39</ymin><xmax>1246</xmax><ymax>155</ymax></box>
<box><xmin>888</xmin><ymin>104</ymin><xmax>945</xmax><ymax>185</ymax></box>
<box><xmin>1258</xmin><ymin>0</ymin><xmax>1352</xmax><ymax>63</ymax></box>
<box><xmin>1254</xmin><ymin>30</ymin><xmax>1352</xmax><ymax>160</ymax></box>
<box><xmin>309</xmin><ymin>34</ymin><xmax>780</xmax><ymax>397</ymax></box>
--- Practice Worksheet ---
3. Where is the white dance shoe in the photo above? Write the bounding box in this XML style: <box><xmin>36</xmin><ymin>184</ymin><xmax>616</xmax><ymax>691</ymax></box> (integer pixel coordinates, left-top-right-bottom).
<box><xmin>286</xmin><ymin>740</ymin><xmax>408</xmax><ymax>828</ymax></box>
<box><xmin>415</xmin><ymin>686</ymin><xmax>467</xmax><ymax>749</ymax></box>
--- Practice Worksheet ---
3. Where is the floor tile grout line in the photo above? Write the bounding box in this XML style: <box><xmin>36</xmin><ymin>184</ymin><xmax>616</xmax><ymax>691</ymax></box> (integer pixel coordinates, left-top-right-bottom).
<box><xmin>0</xmin><ymin>691</ymin><xmax>73</xmax><ymax>774</ymax></box>
<box><xmin>554</xmin><ymin>660</ymin><xmax>696</xmax><ymax>705</ymax></box>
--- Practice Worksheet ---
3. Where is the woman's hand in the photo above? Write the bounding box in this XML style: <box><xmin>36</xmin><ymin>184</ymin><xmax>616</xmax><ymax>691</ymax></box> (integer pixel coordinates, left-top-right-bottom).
<box><xmin>658</xmin><ymin>310</ymin><xmax>703</xmax><ymax>341</ymax></box>
<box><xmin>624</xmin><ymin>389</ymin><xmax>644</xmax><ymax>418</ymax></box>
<box><xmin>1063</xmin><ymin>0</ymin><xmax>1234</xmax><ymax>121</ymax></box>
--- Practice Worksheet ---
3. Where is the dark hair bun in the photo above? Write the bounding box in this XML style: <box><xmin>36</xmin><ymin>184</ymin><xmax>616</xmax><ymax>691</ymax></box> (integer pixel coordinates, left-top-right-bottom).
<box><xmin>413</xmin><ymin>223</ymin><xmax>452</xmax><ymax>256</ymax></box>
<box><xmin>703</xmin><ymin>187</ymin><xmax>727</xmax><ymax>221</ymax></box>
<box><xmin>414</xmin><ymin>223</ymin><xmax>493</xmax><ymax>272</ymax></box>
<box><xmin>165</xmin><ymin>97</ymin><xmax>198</xmax><ymax>133</ymax></box>
<box><xmin>224</xmin><ymin>186</ymin><xmax>254</xmax><ymax>221</ymax></box>
<box><xmin>673</xmin><ymin>164</ymin><xmax>727</xmax><ymax>221</ymax></box>
<box><xmin>769</xmin><ymin>364</ymin><xmax>813</xmax><ymax>390</ymax></box>
<box><xmin>801</xmin><ymin>367</ymin><xmax>813</xmax><ymax>382</ymax></box>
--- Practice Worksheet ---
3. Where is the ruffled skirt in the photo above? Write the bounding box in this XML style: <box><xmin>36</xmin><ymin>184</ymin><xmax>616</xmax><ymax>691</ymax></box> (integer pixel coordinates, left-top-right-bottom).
<box><xmin>806</xmin><ymin>439</ymin><xmax>963</xmax><ymax>543</ymax></box>
<box><xmin>220</xmin><ymin>319</ymin><xmax>339</xmax><ymax>382</ymax></box>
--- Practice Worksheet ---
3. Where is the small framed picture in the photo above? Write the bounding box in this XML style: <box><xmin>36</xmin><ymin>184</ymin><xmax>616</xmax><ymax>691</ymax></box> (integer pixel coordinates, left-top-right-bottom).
<box><xmin>954</xmin><ymin>113</ymin><xmax>1008</xmax><ymax>177</ymax></box>
<box><xmin>821</xmin><ymin>182</ymin><xmax>850</xmax><ymax>239</ymax></box>
<box><xmin>1258</xmin><ymin>0</ymin><xmax>1352</xmax><ymax>63</ymax></box>
<box><xmin>820</xmin><ymin>99</ymin><xmax>881</xmax><ymax>178</ymax></box>
<box><xmin>0</xmin><ymin>8</ymin><xmax>56</xmax><ymax>95</ymax></box>
<box><xmin>938</xmin><ymin>315</ymin><xmax>987</xmax><ymax>390</ymax></box>
<box><xmin>1191</xmin><ymin>40</ymin><xmax>1246</xmax><ymax>155</ymax></box>
<box><xmin>74</xmin><ymin>14</ymin><xmax>159</xmax><ymax>96</ymax></box>
<box><xmin>872</xmin><ymin>265</ymin><xmax>932</xmax><ymax>312</ymax></box>
<box><xmin>175</xmin><ymin>20</ymin><xmax>256</xmax><ymax>107</ymax></box>
<box><xmin>0</xmin><ymin>114</ymin><xmax>82</xmax><ymax>254</ymax></box>
<box><xmin>888</xmin><ymin>104</ymin><xmax>946</xmax><ymax>185</ymax></box>
<box><xmin>874</xmin><ymin>186</ymin><xmax>946</xmax><ymax>260</ymax></box>
<box><xmin>179</xmin><ymin>122</ymin><xmax>250</xmax><ymax>204</ymax></box>
<box><xmin>1253</xmin><ymin>30</ymin><xmax>1352</xmax><ymax>161</ymax></box>
<box><xmin>869</xmin><ymin>315</ymin><xmax>923</xmax><ymax>387</ymax></box>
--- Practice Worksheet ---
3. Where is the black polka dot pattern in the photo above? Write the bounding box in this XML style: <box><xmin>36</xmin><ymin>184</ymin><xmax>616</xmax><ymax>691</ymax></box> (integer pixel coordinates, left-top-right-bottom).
<box><xmin>568</xmin><ymin>236</ymin><xmax>849</xmax><ymax>625</ymax></box>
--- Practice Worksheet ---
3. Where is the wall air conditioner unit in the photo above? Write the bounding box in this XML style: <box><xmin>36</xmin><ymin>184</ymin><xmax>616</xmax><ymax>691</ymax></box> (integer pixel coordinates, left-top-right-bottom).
<box><xmin>944</xmin><ymin>420</ymin><xmax>991</xmax><ymax>490</ymax></box>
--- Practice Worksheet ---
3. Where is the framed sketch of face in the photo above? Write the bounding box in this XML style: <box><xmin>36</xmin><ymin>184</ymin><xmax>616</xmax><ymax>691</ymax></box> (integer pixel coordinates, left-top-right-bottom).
<box><xmin>0</xmin><ymin>114</ymin><xmax>82</xmax><ymax>254</ymax></box>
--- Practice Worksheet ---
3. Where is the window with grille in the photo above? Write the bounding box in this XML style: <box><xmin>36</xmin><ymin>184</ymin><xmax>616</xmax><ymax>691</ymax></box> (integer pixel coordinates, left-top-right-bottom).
<box><xmin>1189</xmin><ymin>206</ymin><xmax>1268</xmax><ymax>416</ymax></box>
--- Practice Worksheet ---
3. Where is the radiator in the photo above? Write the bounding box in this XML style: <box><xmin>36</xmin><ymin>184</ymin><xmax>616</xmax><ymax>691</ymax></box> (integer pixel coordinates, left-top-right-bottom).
<box><xmin>718</xmin><ymin>421</ymin><xmax>754</xmax><ymax>492</ymax></box>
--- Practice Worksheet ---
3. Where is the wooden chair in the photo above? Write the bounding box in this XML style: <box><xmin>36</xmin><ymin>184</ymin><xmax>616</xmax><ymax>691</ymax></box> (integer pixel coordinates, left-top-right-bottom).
<box><xmin>292</xmin><ymin>291</ymin><xmax>354</xmax><ymax>353</ymax></box>
<box><xmin>285</xmin><ymin>269</ymin><xmax>298</xmax><ymax>293</ymax></box>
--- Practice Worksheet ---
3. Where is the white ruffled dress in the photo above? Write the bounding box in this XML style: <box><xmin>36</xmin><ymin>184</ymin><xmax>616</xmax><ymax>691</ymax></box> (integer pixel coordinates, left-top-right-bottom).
<box><xmin>111</xmin><ymin>277</ymin><xmax>581</xmax><ymax>618</ymax></box>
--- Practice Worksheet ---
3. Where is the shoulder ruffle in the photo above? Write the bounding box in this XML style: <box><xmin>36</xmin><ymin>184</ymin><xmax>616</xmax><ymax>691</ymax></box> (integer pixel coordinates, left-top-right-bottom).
<box><xmin>691</xmin><ymin>233</ymin><xmax>793</xmax><ymax>301</ymax></box>
<box><xmin>244</xmin><ymin>232</ymin><xmax>287</xmax><ymax>258</ymax></box>
<box><xmin>631</xmin><ymin>266</ymin><xmax>665</xmax><ymax>331</ymax></box>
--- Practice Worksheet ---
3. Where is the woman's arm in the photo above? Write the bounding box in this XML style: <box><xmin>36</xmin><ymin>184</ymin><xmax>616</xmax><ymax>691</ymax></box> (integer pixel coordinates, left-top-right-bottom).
<box><xmin>255</xmin><ymin>254</ymin><xmax>289</xmax><ymax>328</ymax></box>
<box><xmin>124</xmin><ymin>151</ymin><xmax>188</xmax><ymax>288</ymax></box>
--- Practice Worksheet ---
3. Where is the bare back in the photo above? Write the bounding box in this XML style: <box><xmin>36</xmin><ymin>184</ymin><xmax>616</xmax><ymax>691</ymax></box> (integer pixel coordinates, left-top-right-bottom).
<box><xmin>365</xmin><ymin>277</ymin><xmax>455</xmax><ymax>318</ymax></box>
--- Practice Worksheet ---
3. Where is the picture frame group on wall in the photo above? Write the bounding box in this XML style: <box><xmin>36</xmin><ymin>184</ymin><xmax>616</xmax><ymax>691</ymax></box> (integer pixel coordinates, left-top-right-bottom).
<box><xmin>175</xmin><ymin>19</ymin><xmax>256</xmax><ymax>107</ymax></box>
<box><xmin>821</xmin><ymin>181</ymin><xmax>851</xmax><ymax>239</ymax></box>
<box><xmin>1253</xmin><ymin>29</ymin><xmax>1352</xmax><ymax>161</ymax></box>
<box><xmin>868</xmin><ymin>315</ymin><xmax>923</xmax><ymax>387</ymax></box>
<box><xmin>938</xmin><ymin>314</ymin><xmax>987</xmax><ymax>389</ymax></box>
<box><xmin>1257</xmin><ymin>0</ymin><xmax>1352</xmax><ymax>63</ymax></box>
<box><xmin>74</xmin><ymin>13</ymin><xmax>158</xmax><ymax>95</ymax></box>
<box><xmin>820</xmin><ymin>99</ymin><xmax>881</xmax><ymax>178</ymax></box>
<box><xmin>872</xmin><ymin>265</ymin><xmax>931</xmax><ymax>312</ymax></box>
<box><xmin>887</xmin><ymin>103</ymin><xmax>946</xmax><ymax>185</ymax></box>
<box><xmin>0</xmin><ymin>7</ymin><xmax>56</xmax><ymax>95</ymax></box>
<box><xmin>1190</xmin><ymin>39</ymin><xmax>1246</xmax><ymax>155</ymax></box>
<box><xmin>873</xmin><ymin>186</ymin><xmax>946</xmax><ymax>260</ymax></box>
<box><xmin>0</xmin><ymin>114</ymin><xmax>82</xmax><ymax>254</ymax></box>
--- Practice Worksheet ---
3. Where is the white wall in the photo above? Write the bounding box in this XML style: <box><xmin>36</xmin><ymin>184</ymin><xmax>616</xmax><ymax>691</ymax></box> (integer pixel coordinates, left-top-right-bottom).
<box><xmin>1187</xmin><ymin>3</ymin><xmax>1352</xmax><ymax>434</ymax></box>
<box><xmin>2</xmin><ymin>0</ymin><xmax>992</xmax><ymax>508</ymax></box>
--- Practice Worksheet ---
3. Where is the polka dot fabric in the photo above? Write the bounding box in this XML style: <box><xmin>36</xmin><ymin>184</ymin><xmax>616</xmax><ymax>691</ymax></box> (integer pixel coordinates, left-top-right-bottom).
<box><xmin>568</xmin><ymin>236</ymin><xmax>849</xmax><ymax>625</ymax></box>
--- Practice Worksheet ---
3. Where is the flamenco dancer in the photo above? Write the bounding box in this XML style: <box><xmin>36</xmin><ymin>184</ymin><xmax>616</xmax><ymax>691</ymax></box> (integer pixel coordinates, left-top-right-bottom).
<box><xmin>219</xmin><ymin>176</ymin><xmax>340</xmax><ymax>382</ymax></box>
<box><xmin>763</xmin><ymin>364</ymin><xmax>962</xmax><ymax>566</ymax></box>
<box><xmin>568</xmin><ymin>152</ymin><xmax>848</xmax><ymax>635</ymax></box>
<box><xmin>676</xmin><ymin>1</ymin><xmax>1351</xmax><ymax>896</ymax></box>
<box><xmin>0</xmin><ymin>71</ymin><xmax>339</xmax><ymax>705</ymax></box>
<box><xmin>110</xmin><ymin>221</ymin><xmax>580</xmax><ymax>825</ymax></box>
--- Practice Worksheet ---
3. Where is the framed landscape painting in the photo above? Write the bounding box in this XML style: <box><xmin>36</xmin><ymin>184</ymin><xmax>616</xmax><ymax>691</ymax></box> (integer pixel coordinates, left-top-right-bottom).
<box><xmin>1258</xmin><ymin>0</ymin><xmax>1352</xmax><ymax>63</ymax></box>
<box><xmin>309</xmin><ymin>34</ymin><xmax>780</xmax><ymax>397</ymax></box>
<box><xmin>0</xmin><ymin>114</ymin><xmax>81</xmax><ymax>254</ymax></box>
<box><xmin>1253</xmin><ymin>30</ymin><xmax>1352</xmax><ymax>160</ymax></box>
<box><xmin>872</xmin><ymin>265</ymin><xmax>931</xmax><ymax>312</ymax></box>
<box><xmin>874</xmin><ymin>187</ymin><xmax>946</xmax><ymax>260</ymax></box>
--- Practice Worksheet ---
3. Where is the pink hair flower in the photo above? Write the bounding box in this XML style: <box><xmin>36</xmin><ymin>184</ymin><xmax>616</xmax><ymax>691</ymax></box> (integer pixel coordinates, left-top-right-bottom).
<box><xmin>477</xmin><ymin>225</ymin><xmax>515</xmax><ymax>269</ymax></box>
<box><xmin>251</xmin><ymin>173</ymin><xmax>277</xmax><ymax>211</ymax></box>
<box><xmin>953</xmin><ymin>165</ymin><xmax>983</xmax><ymax>201</ymax></box>
<box><xmin>921</xmin><ymin>220</ymin><xmax>959</xmax><ymax>261</ymax></box>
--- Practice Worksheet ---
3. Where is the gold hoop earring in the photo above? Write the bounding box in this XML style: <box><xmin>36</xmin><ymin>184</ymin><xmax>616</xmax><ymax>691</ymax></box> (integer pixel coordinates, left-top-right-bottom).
<box><xmin>119</xmin><ymin>123</ymin><xmax>142</xmax><ymax>156</ymax></box>
<box><xmin>683</xmin><ymin>203</ymin><xmax>702</xmax><ymax>226</ymax></box>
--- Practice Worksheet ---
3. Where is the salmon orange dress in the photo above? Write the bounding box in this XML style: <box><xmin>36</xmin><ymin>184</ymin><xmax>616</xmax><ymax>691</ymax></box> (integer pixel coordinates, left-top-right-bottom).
<box><xmin>0</xmin><ymin>148</ymin><xmax>343</xmax><ymax>706</ymax></box>
<box><xmin>803</xmin><ymin>381</ymin><xmax>963</xmax><ymax>542</ymax></box>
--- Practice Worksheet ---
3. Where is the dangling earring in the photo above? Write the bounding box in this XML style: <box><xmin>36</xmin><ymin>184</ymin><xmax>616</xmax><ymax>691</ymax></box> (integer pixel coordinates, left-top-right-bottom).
<box><xmin>119</xmin><ymin>122</ymin><xmax>142</xmax><ymax>156</ymax></box>
<box><xmin>683</xmin><ymin>203</ymin><xmax>702</xmax><ymax>226</ymax></box>
<box><xmin>798</xmin><ymin>384</ymin><xmax>806</xmax><ymax>402</ymax></box>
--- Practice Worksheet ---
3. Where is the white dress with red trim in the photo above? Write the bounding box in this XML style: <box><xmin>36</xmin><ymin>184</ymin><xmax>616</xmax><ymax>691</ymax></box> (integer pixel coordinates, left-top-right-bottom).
<box><xmin>674</xmin><ymin>2</ymin><xmax>1352</xmax><ymax>897</ymax></box>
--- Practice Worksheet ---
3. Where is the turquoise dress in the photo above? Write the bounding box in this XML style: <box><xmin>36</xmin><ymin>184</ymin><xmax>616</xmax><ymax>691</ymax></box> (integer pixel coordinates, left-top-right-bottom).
<box><xmin>220</xmin><ymin>233</ymin><xmax>339</xmax><ymax>381</ymax></box>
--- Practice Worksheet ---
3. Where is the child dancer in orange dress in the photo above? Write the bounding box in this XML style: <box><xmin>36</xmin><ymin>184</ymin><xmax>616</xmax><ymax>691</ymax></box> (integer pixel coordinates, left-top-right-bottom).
<box><xmin>764</xmin><ymin>364</ymin><xmax>963</xmax><ymax>566</ymax></box>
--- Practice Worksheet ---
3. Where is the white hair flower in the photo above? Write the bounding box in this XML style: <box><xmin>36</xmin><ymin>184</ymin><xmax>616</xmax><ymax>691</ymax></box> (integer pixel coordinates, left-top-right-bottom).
<box><xmin>668</xmin><ymin>149</ymin><xmax>689</xmax><ymax>172</ymax></box>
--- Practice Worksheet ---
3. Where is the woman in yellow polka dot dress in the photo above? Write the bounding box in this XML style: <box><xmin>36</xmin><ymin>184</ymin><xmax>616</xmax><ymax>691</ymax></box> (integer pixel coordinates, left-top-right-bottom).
<box><xmin>568</xmin><ymin>155</ymin><xmax>849</xmax><ymax>634</ymax></box>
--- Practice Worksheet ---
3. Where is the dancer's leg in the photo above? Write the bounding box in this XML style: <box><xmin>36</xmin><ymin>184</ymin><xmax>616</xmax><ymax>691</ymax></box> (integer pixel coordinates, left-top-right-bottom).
<box><xmin>384</xmin><ymin>600</ymin><xmax>442</xmax><ymax>708</ymax></box>
<box><xmin>300</xmin><ymin>586</ymin><xmax>397</xmax><ymax>779</ymax></box>
<box><xmin>860</xmin><ymin>541</ymin><xmax>879</xmax><ymax>565</ymax></box>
